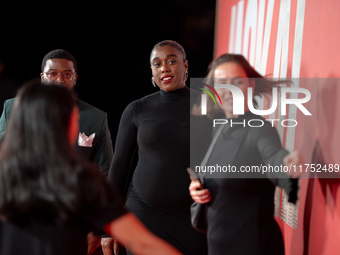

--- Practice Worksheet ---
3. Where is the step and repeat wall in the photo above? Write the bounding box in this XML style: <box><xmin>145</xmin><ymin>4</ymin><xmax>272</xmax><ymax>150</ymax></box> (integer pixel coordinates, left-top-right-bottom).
<box><xmin>214</xmin><ymin>0</ymin><xmax>340</xmax><ymax>254</ymax></box>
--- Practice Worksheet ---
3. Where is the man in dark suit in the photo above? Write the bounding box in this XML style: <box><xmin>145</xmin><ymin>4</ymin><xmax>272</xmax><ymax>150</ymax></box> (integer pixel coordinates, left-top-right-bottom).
<box><xmin>0</xmin><ymin>49</ymin><xmax>114</xmax><ymax>254</ymax></box>
<box><xmin>0</xmin><ymin>49</ymin><xmax>113</xmax><ymax>176</ymax></box>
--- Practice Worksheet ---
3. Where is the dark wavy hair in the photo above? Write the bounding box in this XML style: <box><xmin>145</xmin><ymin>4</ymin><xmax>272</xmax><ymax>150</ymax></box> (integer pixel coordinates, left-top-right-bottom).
<box><xmin>0</xmin><ymin>82</ymin><xmax>109</xmax><ymax>225</ymax></box>
<box><xmin>206</xmin><ymin>54</ymin><xmax>290</xmax><ymax>108</ymax></box>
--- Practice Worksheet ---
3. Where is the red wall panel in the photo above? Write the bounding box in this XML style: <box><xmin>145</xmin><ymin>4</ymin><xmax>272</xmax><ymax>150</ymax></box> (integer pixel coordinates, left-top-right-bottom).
<box><xmin>214</xmin><ymin>1</ymin><xmax>340</xmax><ymax>254</ymax></box>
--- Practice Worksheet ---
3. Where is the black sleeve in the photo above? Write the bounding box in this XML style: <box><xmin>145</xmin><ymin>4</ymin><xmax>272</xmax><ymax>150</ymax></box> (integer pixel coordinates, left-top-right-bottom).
<box><xmin>83</xmin><ymin>195</ymin><xmax>127</xmax><ymax>235</ymax></box>
<box><xmin>255</xmin><ymin>123</ymin><xmax>298</xmax><ymax>203</ymax></box>
<box><xmin>80</xmin><ymin>163</ymin><xmax>128</xmax><ymax>235</ymax></box>
<box><xmin>108</xmin><ymin>102</ymin><xmax>138</xmax><ymax>199</ymax></box>
<box><xmin>83</xmin><ymin>193</ymin><xmax>127</xmax><ymax>235</ymax></box>
<box><xmin>255</xmin><ymin>123</ymin><xmax>289</xmax><ymax>166</ymax></box>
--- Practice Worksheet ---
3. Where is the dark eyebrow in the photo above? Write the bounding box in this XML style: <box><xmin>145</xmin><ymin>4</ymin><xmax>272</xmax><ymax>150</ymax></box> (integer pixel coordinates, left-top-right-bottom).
<box><xmin>46</xmin><ymin>69</ymin><xmax>73</xmax><ymax>72</ymax></box>
<box><xmin>151</xmin><ymin>54</ymin><xmax>178</xmax><ymax>62</ymax></box>
<box><xmin>151</xmin><ymin>57</ymin><xmax>160</xmax><ymax>62</ymax></box>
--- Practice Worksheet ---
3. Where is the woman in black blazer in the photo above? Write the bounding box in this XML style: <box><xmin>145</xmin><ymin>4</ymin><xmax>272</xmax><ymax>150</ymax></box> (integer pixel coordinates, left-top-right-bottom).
<box><xmin>189</xmin><ymin>54</ymin><xmax>303</xmax><ymax>255</ymax></box>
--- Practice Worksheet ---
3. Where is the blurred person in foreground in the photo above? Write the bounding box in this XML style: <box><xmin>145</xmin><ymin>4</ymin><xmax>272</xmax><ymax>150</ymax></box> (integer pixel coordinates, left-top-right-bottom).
<box><xmin>189</xmin><ymin>54</ymin><xmax>303</xmax><ymax>255</ymax></box>
<box><xmin>0</xmin><ymin>82</ymin><xmax>181</xmax><ymax>255</ymax></box>
<box><xmin>0</xmin><ymin>49</ymin><xmax>114</xmax><ymax>253</ymax></box>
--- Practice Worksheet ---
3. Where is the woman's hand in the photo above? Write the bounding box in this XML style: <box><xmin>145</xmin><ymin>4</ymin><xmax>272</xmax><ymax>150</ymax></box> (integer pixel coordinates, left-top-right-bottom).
<box><xmin>189</xmin><ymin>179</ymin><xmax>212</xmax><ymax>204</ymax></box>
<box><xmin>101</xmin><ymin>237</ymin><xmax>114</xmax><ymax>255</ymax></box>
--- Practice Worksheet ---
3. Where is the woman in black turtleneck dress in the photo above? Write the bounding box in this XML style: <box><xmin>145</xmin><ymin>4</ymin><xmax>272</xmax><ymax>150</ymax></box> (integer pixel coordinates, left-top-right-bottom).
<box><xmin>106</xmin><ymin>40</ymin><xmax>207</xmax><ymax>255</ymax></box>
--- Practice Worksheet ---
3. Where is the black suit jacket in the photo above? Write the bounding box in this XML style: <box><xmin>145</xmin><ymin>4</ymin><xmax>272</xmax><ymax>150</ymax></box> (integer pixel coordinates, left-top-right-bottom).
<box><xmin>0</xmin><ymin>98</ymin><xmax>113</xmax><ymax>176</ymax></box>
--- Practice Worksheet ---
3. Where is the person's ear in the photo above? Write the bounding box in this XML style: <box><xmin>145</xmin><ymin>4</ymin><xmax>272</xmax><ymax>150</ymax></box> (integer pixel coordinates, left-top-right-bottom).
<box><xmin>73</xmin><ymin>73</ymin><xmax>78</xmax><ymax>87</ymax></box>
<box><xmin>184</xmin><ymin>60</ymin><xmax>188</xmax><ymax>81</ymax></box>
<box><xmin>40</xmin><ymin>73</ymin><xmax>45</xmax><ymax>81</ymax></box>
<box><xmin>184</xmin><ymin>60</ymin><xmax>188</xmax><ymax>72</ymax></box>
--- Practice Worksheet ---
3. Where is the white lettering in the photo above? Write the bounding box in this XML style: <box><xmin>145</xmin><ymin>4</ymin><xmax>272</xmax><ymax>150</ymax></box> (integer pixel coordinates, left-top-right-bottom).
<box><xmin>281</xmin><ymin>87</ymin><xmax>312</xmax><ymax>115</ymax></box>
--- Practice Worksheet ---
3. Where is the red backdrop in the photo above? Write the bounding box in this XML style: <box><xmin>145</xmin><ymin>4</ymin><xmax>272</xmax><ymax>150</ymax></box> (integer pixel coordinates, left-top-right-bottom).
<box><xmin>214</xmin><ymin>0</ymin><xmax>340</xmax><ymax>254</ymax></box>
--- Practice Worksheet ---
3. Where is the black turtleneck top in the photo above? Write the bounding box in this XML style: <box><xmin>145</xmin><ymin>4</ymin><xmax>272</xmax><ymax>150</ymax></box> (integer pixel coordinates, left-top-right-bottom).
<box><xmin>108</xmin><ymin>86</ymin><xmax>194</xmax><ymax>215</ymax></box>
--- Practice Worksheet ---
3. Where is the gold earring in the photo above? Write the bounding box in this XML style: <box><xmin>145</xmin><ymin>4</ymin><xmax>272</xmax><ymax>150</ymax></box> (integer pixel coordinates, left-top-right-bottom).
<box><xmin>151</xmin><ymin>77</ymin><xmax>157</xmax><ymax>87</ymax></box>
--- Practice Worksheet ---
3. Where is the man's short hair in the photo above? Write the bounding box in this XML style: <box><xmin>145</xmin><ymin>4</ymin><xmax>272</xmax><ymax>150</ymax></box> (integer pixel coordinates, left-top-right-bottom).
<box><xmin>41</xmin><ymin>49</ymin><xmax>77</xmax><ymax>72</ymax></box>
